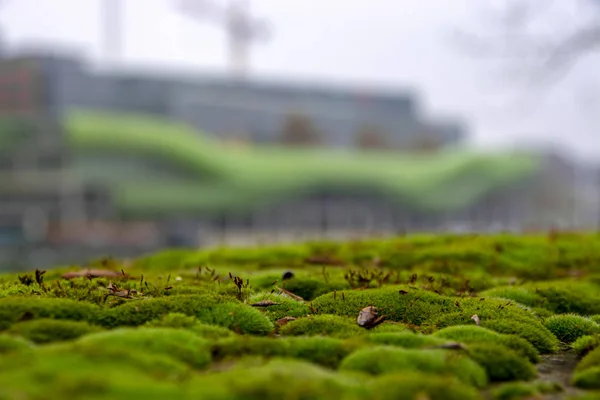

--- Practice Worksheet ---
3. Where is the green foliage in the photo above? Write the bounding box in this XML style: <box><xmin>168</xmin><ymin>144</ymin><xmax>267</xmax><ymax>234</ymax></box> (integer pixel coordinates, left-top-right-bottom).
<box><xmin>544</xmin><ymin>314</ymin><xmax>600</xmax><ymax>344</ymax></box>
<box><xmin>339</xmin><ymin>346</ymin><xmax>488</xmax><ymax>388</ymax></box>
<box><xmin>572</xmin><ymin>335</ymin><xmax>600</xmax><ymax>356</ymax></box>
<box><xmin>7</xmin><ymin>318</ymin><xmax>103</xmax><ymax>344</ymax></box>
<box><xmin>466</xmin><ymin>343</ymin><xmax>537</xmax><ymax>382</ymax></box>
<box><xmin>432</xmin><ymin>325</ymin><xmax>540</xmax><ymax>363</ymax></box>
<box><xmin>279</xmin><ymin>314</ymin><xmax>365</xmax><ymax>339</ymax></box>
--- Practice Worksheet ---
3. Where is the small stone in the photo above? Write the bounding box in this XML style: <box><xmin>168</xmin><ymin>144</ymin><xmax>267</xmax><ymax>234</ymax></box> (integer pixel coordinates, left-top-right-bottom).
<box><xmin>357</xmin><ymin>306</ymin><xmax>378</xmax><ymax>327</ymax></box>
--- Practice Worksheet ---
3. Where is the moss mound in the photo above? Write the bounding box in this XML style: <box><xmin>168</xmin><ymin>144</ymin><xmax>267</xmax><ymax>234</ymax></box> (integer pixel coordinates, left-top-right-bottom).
<box><xmin>478</xmin><ymin>319</ymin><xmax>559</xmax><ymax>354</ymax></box>
<box><xmin>490</xmin><ymin>381</ymin><xmax>563</xmax><ymax>400</ymax></box>
<box><xmin>367</xmin><ymin>372</ymin><xmax>483</xmax><ymax>400</ymax></box>
<box><xmin>0</xmin><ymin>346</ymin><xmax>192</xmax><ymax>399</ymax></box>
<box><xmin>279</xmin><ymin>314</ymin><xmax>365</xmax><ymax>339</ymax></box>
<box><xmin>572</xmin><ymin>335</ymin><xmax>600</xmax><ymax>357</ymax></box>
<box><xmin>0</xmin><ymin>333</ymin><xmax>35</xmax><ymax>354</ymax></box>
<box><xmin>98</xmin><ymin>294</ymin><xmax>274</xmax><ymax>335</ymax></box>
<box><xmin>0</xmin><ymin>297</ymin><xmax>100</xmax><ymax>330</ymax></box>
<box><xmin>189</xmin><ymin>358</ymin><xmax>366</xmax><ymax>399</ymax></box>
<box><xmin>366</xmin><ymin>331</ymin><xmax>448</xmax><ymax>349</ymax></box>
<box><xmin>339</xmin><ymin>345</ymin><xmax>488</xmax><ymax>388</ymax></box>
<box><xmin>74</xmin><ymin>327</ymin><xmax>212</xmax><ymax>369</ymax></box>
<box><xmin>466</xmin><ymin>342</ymin><xmax>537</xmax><ymax>382</ymax></box>
<box><xmin>6</xmin><ymin>318</ymin><xmax>103</xmax><ymax>344</ymax></box>
<box><xmin>432</xmin><ymin>325</ymin><xmax>540</xmax><ymax>363</ymax></box>
<box><xmin>212</xmin><ymin>335</ymin><xmax>362</xmax><ymax>369</ymax></box>
<box><xmin>248</xmin><ymin>292</ymin><xmax>311</xmax><ymax>322</ymax></box>
<box><xmin>544</xmin><ymin>314</ymin><xmax>600</xmax><ymax>344</ymax></box>
<box><xmin>572</xmin><ymin>367</ymin><xmax>600</xmax><ymax>390</ymax></box>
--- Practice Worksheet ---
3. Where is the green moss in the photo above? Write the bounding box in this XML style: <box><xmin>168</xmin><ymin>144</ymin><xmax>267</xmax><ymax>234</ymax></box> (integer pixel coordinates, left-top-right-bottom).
<box><xmin>98</xmin><ymin>294</ymin><xmax>274</xmax><ymax>335</ymax></box>
<box><xmin>248</xmin><ymin>292</ymin><xmax>311</xmax><ymax>322</ymax></box>
<box><xmin>572</xmin><ymin>366</ymin><xmax>600</xmax><ymax>389</ymax></box>
<box><xmin>544</xmin><ymin>314</ymin><xmax>599</xmax><ymax>343</ymax></box>
<box><xmin>490</xmin><ymin>381</ymin><xmax>563</xmax><ymax>400</ymax></box>
<box><xmin>189</xmin><ymin>357</ymin><xmax>366</xmax><ymax>400</ymax></box>
<box><xmin>575</xmin><ymin>346</ymin><xmax>600</xmax><ymax>372</ymax></box>
<box><xmin>525</xmin><ymin>281</ymin><xmax>600</xmax><ymax>315</ymax></box>
<box><xmin>0</xmin><ymin>333</ymin><xmax>34</xmax><ymax>354</ymax></box>
<box><xmin>366</xmin><ymin>331</ymin><xmax>448</xmax><ymax>349</ymax></box>
<box><xmin>279</xmin><ymin>314</ymin><xmax>364</xmax><ymax>339</ymax></box>
<box><xmin>0</xmin><ymin>347</ymin><xmax>191</xmax><ymax>399</ymax></box>
<box><xmin>7</xmin><ymin>318</ymin><xmax>103</xmax><ymax>344</ymax></box>
<box><xmin>529</xmin><ymin>307</ymin><xmax>555</xmax><ymax>319</ymax></box>
<box><xmin>466</xmin><ymin>342</ymin><xmax>537</xmax><ymax>382</ymax></box>
<box><xmin>74</xmin><ymin>327</ymin><xmax>212</xmax><ymax>369</ymax></box>
<box><xmin>145</xmin><ymin>312</ymin><xmax>236</xmax><ymax>340</ymax></box>
<box><xmin>278</xmin><ymin>277</ymin><xmax>349</xmax><ymax>301</ymax></box>
<box><xmin>572</xmin><ymin>335</ymin><xmax>600</xmax><ymax>356</ymax></box>
<box><xmin>212</xmin><ymin>336</ymin><xmax>362</xmax><ymax>369</ymax></box>
<box><xmin>311</xmin><ymin>285</ymin><xmax>455</xmax><ymax>326</ymax></box>
<box><xmin>479</xmin><ymin>319</ymin><xmax>559</xmax><ymax>354</ymax></box>
<box><xmin>339</xmin><ymin>346</ymin><xmax>488</xmax><ymax>389</ymax></box>
<box><xmin>367</xmin><ymin>372</ymin><xmax>482</xmax><ymax>400</ymax></box>
<box><xmin>0</xmin><ymin>297</ymin><xmax>101</xmax><ymax>330</ymax></box>
<box><xmin>368</xmin><ymin>321</ymin><xmax>408</xmax><ymax>333</ymax></box>
<box><xmin>590</xmin><ymin>315</ymin><xmax>600</xmax><ymax>324</ymax></box>
<box><xmin>479</xmin><ymin>287</ymin><xmax>542</xmax><ymax>308</ymax></box>
<box><xmin>432</xmin><ymin>325</ymin><xmax>540</xmax><ymax>363</ymax></box>
<box><xmin>145</xmin><ymin>312</ymin><xmax>198</xmax><ymax>329</ymax></box>
<box><xmin>190</xmin><ymin>322</ymin><xmax>237</xmax><ymax>340</ymax></box>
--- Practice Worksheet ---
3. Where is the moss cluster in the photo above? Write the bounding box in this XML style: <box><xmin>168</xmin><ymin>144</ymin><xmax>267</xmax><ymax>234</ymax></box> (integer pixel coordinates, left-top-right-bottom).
<box><xmin>1</xmin><ymin>232</ymin><xmax>600</xmax><ymax>398</ymax></box>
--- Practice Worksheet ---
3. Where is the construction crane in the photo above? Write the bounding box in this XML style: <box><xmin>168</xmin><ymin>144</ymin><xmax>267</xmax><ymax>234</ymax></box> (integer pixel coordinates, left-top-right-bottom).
<box><xmin>174</xmin><ymin>0</ymin><xmax>272</xmax><ymax>78</ymax></box>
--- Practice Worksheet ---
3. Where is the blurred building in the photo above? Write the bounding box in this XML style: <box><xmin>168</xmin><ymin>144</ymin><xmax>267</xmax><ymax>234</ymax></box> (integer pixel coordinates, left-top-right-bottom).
<box><xmin>0</xmin><ymin>47</ymin><xmax>589</xmax><ymax>269</ymax></box>
<box><xmin>17</xmin><ymin>48</ymin><xmax>466</xmax><ymax>149</ymax></box>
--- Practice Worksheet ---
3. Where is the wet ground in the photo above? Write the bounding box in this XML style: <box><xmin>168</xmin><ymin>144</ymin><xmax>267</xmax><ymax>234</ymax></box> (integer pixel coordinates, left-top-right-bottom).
<box><xmin>536</xmin><ymin>351</ymin><xmax>583</xmax><ymax>399</ymax></box>
<box><xmin>481</xmin><ymin>350</ymin><xmax>585</xmax><ymax>400</ymax></box>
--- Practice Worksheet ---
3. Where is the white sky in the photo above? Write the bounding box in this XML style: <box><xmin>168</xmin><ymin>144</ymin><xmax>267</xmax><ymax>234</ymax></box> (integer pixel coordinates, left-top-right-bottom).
<box><xmin>1</xmin><ymin>0</ymin><xmax>598</xmax><ymax>164</ymax></box>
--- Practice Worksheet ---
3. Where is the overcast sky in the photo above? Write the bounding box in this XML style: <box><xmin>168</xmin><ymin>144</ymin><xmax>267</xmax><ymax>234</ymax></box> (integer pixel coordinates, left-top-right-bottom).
<box><xmin>1</xmin><ymin>0</ymin><xmax>598</xmax><ymax>164</ymax></box>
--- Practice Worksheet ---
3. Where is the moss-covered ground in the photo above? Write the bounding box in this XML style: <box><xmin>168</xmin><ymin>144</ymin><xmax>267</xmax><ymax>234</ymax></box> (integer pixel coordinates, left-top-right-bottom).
<box><xmin>1</xmin><ymin>232</ymin><xmax>600</xmax><ymax>399</ymax></box>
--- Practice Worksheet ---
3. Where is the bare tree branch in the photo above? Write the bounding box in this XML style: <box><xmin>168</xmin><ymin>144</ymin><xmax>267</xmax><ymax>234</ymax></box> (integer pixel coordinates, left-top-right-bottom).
<box><xmin>450</xmin><ymin>0</ymin><xmax>600</xmax><ymax>86</ymax></box>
